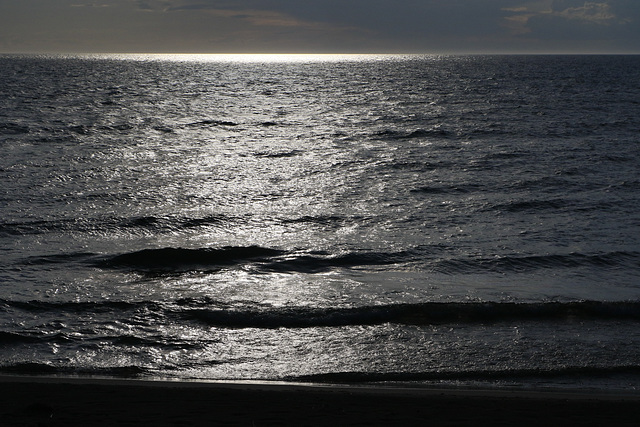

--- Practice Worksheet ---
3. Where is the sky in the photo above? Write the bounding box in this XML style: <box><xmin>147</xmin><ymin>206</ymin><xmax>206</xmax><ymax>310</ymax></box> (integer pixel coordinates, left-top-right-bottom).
<box><xmin>0</xmin><ymin>0</ymin><xmax>639</xmax><ymax>54</ymax></box>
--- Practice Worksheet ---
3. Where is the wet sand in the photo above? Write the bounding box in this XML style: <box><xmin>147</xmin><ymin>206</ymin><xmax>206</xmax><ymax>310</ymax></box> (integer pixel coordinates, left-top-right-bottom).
<box><xmin>2</xmin><ymin>375</ymin><xmax>640</xmax><ymax>426</ymax></box>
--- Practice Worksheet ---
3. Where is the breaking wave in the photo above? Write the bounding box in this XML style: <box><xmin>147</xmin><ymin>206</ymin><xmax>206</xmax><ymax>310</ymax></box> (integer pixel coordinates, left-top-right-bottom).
<box><xmin>288</xmin><ymin>365</ymin><xmax>640</xmax><ymax>384</ymax></box>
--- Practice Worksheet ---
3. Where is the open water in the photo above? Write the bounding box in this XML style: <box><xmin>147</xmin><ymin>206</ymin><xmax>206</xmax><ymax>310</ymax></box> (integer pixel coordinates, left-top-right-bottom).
<box><xmin>1</xmin><ymin>54</ymin><xmax>639</xmax><ymax>391</ymax></box>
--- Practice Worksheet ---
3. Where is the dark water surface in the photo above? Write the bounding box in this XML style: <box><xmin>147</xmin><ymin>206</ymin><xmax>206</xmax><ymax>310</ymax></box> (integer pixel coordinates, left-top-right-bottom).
<box><xmin>1</xmin><ymin>54</ymin><xmax>639</xmax><ymax>390</ymax></box>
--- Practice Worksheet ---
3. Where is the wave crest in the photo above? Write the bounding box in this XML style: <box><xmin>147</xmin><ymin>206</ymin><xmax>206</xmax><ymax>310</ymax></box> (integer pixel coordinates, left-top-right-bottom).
<box><xmin>4</xmin><ymin>298</ymin><xmax>640</xmax><ymax>329</ymax></box>
<box><xmin>99</xmin><ymin>246</ymin><xmax>284</xmax><ymax>270</ymax></box>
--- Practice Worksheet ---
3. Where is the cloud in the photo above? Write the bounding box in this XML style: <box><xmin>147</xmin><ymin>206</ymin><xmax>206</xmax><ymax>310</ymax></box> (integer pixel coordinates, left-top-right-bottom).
<box><xmin>503</xmin><ymin>13</ymin><xmax>537</xmax><ymax>35</ymax></box>
<box><xmin>70</xmin><ymin>2</ymin><xmax>110</xmax><ymax>7</ymax></box>
<box><xmin>168</xmin><ymin>6</ymin><xmax>323</xmax><ymax>29</ymax></box>
<box><xmin>497</xmin><ymin>0</ymin><xmax>640</xmax><ymax>52</ymax></box>
<box><xmin>503</xmin><ymin>0</ymin><xmax>627</xmax><ymax>37</ymax></box>
<box><xmin>555</xmin><ymin>2</ymin><xmax>615</xmax><ymax>23</ymax></box>
<box><xmin>233</xmin><ymin>11</ymin><xmax>322</xmax><ymax>28</ymax></box>
<box><xmin>0</xmin><ymin>0</ymin><xmax>638</xmax><ymax>53</ymax></box>
<box><xmin>134</xmin><ymin>1</ymin><xmax>157</xmax><ymax>11</ymax></box>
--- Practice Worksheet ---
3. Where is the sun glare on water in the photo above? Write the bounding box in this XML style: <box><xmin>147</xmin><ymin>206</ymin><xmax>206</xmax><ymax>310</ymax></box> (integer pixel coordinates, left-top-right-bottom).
<box><xmin>76</xmin><ymin>53</ymin><xmax>416</xmax><ymax>62</ymax></box>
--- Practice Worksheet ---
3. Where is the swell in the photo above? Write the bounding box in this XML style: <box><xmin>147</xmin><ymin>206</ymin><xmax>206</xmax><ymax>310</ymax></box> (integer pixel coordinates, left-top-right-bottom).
<box><xmin>253</xmin><ymin>149</ymin><xmax>302</xmax><ymax>158</ymax></box>
<box><xmin>280</xmin><ymin>214</ymin><xmax>372</xmax><ymax>227</ymax></box>
<box><xmin>0</xmin><ymin>118</ymin><xmax>240</xmax><ymax>139</ymax></box>
<box><xmin>487</xmin><ymin>198</ymin><xmax>568</xmax><ymax>213</ymax></box>
<box><xmin>98</xmin><ymin>246</ymin><xmax>285</xmax><ymax>270</ymax></box>
<box><xmin>483</xmin><ymin>197</ymin><xmax>631</xmax><ymax>214</ymax></box>
<box><xmin>1</xmin><ymin>298</ymin><xmax>157</xmax><ymax>313</ymax></box>
<box><xmin>19</xmin><ymin>251</ymin><xmax>99</xmax><ymax>266</ymax></box>
<box><xmin>0</xmin><ymin>214</ymin><xmax>242</xmax><ymax>236</ymax></box>
<box><xmin>182</xmin><ymin>119</ymin><xmax>238</xmax><ymax>127</ymax></box>
<box><xmin>10</xmin><ymin>117</ymin><xmax>287</xmax><ymax>138</ymax></box>
<box><xmin>259</xmin><ymin>250</ymin><xmax>413</xmax><ymax>273</ymax></box>
<box><xmin>410</xmin><ymin>184</ymin><xmax>483</xmax><ymax>195</ymax></box>
<box><xmin>0</xmin><ymin>213</ymin><xmax>366</xmax><ymax>236</ymax></box>
<box><xmin>0</xmin><ymin>329</ymin><xmax>203</xmax><ymax>350</ymax></box>
<box><xmin>0</xmin><ymin>122</ymin><xmax>30</xmax><ymax>135</ymax></box>
<box><xmin>372</xmin><ymin>127</ymin><xmax>452</xmax><ymax>140</ymax></box>
<box><xmin>0</xmin><ymin>331</ymin><xmax>42</xmax><ymax>344</ymax></box>
<box><xmin>6</xmin><ymin>299</ymin><xmax>640</xmax><ymax>329</ymax></box>
<box><xmin>95</xmin><ymin>246</ymin><xmax>414</xmax><ymax>273</ymax></box>
<box><xmin>430</xmin><ymin>251</ymin><xmax>640</xmax><ymax>274</ymax></box>
<box><xmin>16</xmin><ymin>245</ymin><xmax>412</xmax><ymax>272</ymax></box>
<box><xmin>17</xmin><ymin>245</ymin><xmax>639</xmax><ymax>276</ymax></box>
<box><xmin>185</xmin><ymin>301</ymin><xmax>640</xmax><ymax>328</ymax></box>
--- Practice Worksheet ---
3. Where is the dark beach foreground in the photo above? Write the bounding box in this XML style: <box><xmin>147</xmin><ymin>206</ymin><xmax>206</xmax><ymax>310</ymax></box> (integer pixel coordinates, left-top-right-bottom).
<box><xmin>2</xmin><ymin>376</ymin><xmax>640</xmax><ymax>426</ymax></box>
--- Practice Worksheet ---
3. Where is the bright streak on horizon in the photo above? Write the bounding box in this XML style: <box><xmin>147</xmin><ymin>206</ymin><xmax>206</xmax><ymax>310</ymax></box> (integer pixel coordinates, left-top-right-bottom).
<box><xmin>42</xmin><ymin>53</ymin><xmax>432</xmax><ymax>63</ymax></box>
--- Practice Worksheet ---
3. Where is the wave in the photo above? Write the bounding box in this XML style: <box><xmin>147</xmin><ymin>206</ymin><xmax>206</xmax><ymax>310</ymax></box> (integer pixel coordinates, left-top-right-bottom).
<box><xmin>259</xmin><ymin>250</ymin><xmax>412</xmax><ymax>274</ymax></box>
<box><xmin>253</xmin><ymin>149</ymin><xmax>302</xmax><ymax>158</ymax></box>
<box><xmin>2</xmin><ymin>117</ymin><xmax>247</xmax><ymax>140</ymax></box>
<box><xmin>0</xmin><ymin>331</ymin><xmax>42</xmax><ymax>344</ymax></box>
<box><xmin>280</xmin><ymin>215</ymin><xmax>375</xmax><ymax>232</ymax></box>
<box><xmin>16</xmin><ymin>243</ymin><xmax>638</xmax><ymax>276</ymax></box>
<box><xmin>485</xmin><ymin>198</ymin><xmax>630</xmax><ymax>215</ymax></box>
<box><xmin>183</xmin><ymin>119</ymin><xmax>238</xmax><ymax>127</ymax></box>
<box><xmin>67</xmin><ymin>123</ymin><xmax>139</xmax><ymax>135</ymax></box>
<box><xmin>288</xmin><ymin>365</ymin><xmax>640</xmax><ymax>384</ymax></box>
<box><xmin>0</xmin><ymin>362</ymin><xmax>150</xmax><ymax>377</ymax></box>
<box><xmin>107</xmin><ymin>335</ymin><xmax>204</xmax><ymax>350</ymax></box>
<box><xmin>0</xmin><ymin>116</ymin><xmax>297</xmax><ymax>141</ymax></box>
<box><xmin>1</xmin><ymin>298</ymin><xmax>152</xmax><ymax>314</ymax></box>
<box><xmin>373</xmin><ymin>127</ymin><xmax>451</xmax><ymax>140</ymax></box>
<box><xmin>487</xmin><ymin>198</ymin><xmax>567</xmax><ymax>213</ymax></box>
<box><xmin>410</xmin><ymin>184</ymin><xmax>483</xmax><ymax>195</ymax></box>
<box><xmin>185</xmin><ymin>301</ymin><xmax>640</xmax><ymax>328</ymax></box>
<box><xmin>1</xmin><ymin>213</ymin><xmax>374</xmax><ymax>237</ymax></box>
<box><xmin>430</xmin><ymin>251</ymin><xmax>640</xmax><ymax>274</ymax></box>
<box><xmin>95</xmin><ymin>245</ymin><xmax>414</xmax><ymax>274</ymax></box>
<box><xmin>507</xmin><ymin>175</ymin><xmax>582</xmax><ymax>192</ymax></box>
<box><xmin>385</xmin><ymin>160</ymin><xmax>447</xmax><ymax>170</ymax></box>
<box><xmin>0</xmin><ymin>122</ymin><xmax>30</xmax><ymax>135</ymax></box>
<box><xmin>19</xmin><ymin>251</ymin><xmax>99</xmax><ymax>267</ymax></box>
<box><xmin>9</xmin><ymin>299</ymin><xmax>635</xmax><ymax>327</ymax></box>
<box><xmin>0</xmin><ymin>331</ymin><xmax>81</xmax><ymax>345</ymax></box>
<box><xmin>3</xmin><ymin>299</ymin><xmax>640</xmax><ymax>329</ymax></box>
<box><xmin>0</xmin><ymin>214</ymin><xmax>242</xmax><ymax>236</ymax></box>
<box><xmin>4</xmin><ymin>361</ymin><xmax>640</xmax><ymax>383</ymax></box>
<box><xmin>0</xmin><ymin>330</ymin><xmax>202</xmax><ymax>350</ymax></box>
<box><xmin>98</xmin><ymin>246</ymin><xmax>285</xmax><ymax>271</ymax></box>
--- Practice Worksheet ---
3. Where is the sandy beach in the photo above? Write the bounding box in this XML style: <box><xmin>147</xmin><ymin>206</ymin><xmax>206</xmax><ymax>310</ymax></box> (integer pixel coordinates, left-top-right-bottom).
<box><xmin>2</xmin><ymin>376</ymin><xmax>640</xmax><ymax>426</ymax></box>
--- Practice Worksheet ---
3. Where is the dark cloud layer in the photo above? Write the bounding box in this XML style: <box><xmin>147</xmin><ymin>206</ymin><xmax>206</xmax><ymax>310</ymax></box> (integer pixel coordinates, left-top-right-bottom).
<box><xmin>0</xmin><ymin>0</ymin><xmax>638</xmax><ymax>53</ymax></box>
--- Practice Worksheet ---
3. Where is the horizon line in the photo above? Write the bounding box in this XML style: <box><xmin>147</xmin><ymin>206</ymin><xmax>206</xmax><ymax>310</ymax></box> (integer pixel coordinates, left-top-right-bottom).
<box><xmin>2</xmin><ymin>51</ymin><xmax>640</xmax><ymax>58</ymax></box>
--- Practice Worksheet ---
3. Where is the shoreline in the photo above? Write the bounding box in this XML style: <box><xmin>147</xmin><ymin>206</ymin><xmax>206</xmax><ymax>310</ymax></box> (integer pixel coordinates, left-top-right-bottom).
<box><xmin>2</xmin><ymin>375</ymin><xmax>640</xmax><ymax>426</ymax></box>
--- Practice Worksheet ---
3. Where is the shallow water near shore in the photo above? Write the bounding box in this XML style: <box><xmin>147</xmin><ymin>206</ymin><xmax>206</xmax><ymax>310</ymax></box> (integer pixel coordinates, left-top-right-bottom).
<box><xmin>1</xmin><ymin>53</ymin><xmax>640</xmax><ymax>391</ymax></box>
